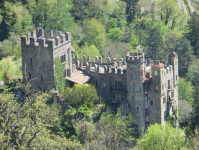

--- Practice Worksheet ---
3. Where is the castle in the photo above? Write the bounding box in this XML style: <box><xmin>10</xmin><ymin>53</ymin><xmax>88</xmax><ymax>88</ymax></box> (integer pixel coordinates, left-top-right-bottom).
<box><xmin>21</xmin><ymin>29</ymin><xmax>178</xmax><ymax>132</ymax></box>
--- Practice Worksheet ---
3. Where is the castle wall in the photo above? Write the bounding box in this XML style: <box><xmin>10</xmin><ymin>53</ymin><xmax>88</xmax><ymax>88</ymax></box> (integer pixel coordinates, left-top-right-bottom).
<box><xmin>90</xmin><ymin>67</ymin><xmax>127</xmax><ymax>103</ymax></box>
<box><xmin>21</xmin><ymin>29</ymin><xmax>72</xmax><ymax>91</ymax></box>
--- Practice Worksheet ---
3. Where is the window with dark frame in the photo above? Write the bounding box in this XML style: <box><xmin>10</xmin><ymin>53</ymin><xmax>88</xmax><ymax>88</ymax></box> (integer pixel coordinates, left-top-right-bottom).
<box><xmin>151</xmin><ymin>101</ymin><xmax>153</xmax><ymax>105</ymax></box>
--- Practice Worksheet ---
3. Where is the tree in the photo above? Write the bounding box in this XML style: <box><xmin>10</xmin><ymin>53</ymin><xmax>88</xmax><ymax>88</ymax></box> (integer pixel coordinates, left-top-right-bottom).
<box><xmin>85</xmin><ymin>109</ymin><xmax>134</xmax><ymax>149</ymax></box>
<box><xmin>0</xmin><ymin>88</ymin><xmax>83</xmax><ymax>149</ymax></box>
<box><xmin>176</xmin><ymin>39</ymin><xmax>194</xmax><ymax>76</ymax></box>
<box><xmin>45</xmin><ymin>0</ymin><xmax>77</xmax><ymax>34</ymax></box>
<box><xmin>62</xmin><ymin>84</ymin><xmax>98</xmax><ymax>108</ymax></box>
<box><xmin>84</xmin><ymin>19</ymin><xmax>106</xmax><ymax>50</ymax></box>
<box><xmin>73</xmin><ymin>43</ymin><xmax>101</xmax><ymax>62</ymax></box>
<box><xmin>157</xmin><ymin>0</ymin><xmax>185</xmax><ymax>28</ymax></box>
<box><xmin>187</xmin><ymin>61</ymin><xmax>199</xmax><ymax>129</ymax></box>
<box><xmin>108</xmin><ymin>27</ymin><xmax>124</xmax><ymax>41</ymax></box>
<box><xmin>0</xmin><ymin>56</ymin><xmax>22</xmax><ymax>81</ymax></box>
<box><xmin>145</xmin><ymin>27</ymin><xmax>164</xmax><ymax>60</ymax></box>
<box><xmin>136</xmin><ymin>123</ymin><xmax>185</xmax><ymax>149</ymax></box>
<box><xmin>121</xmin><ymin>0</ymin><xmax>139</xmax><ymax>22</ymax></box>
<box><xmin>178</xmin><ymin>77</ymin><xmax>194</xmax><ymax>106</ymax></box>
<box><xmin>0</xmin><ymin>1</ymin><xmax>32</xmax><ymax>41</ymax></box>
<box><xmin>184</xmin><ymin>12</ymin><xmax>199</xmax><ymax>56</ymax></box>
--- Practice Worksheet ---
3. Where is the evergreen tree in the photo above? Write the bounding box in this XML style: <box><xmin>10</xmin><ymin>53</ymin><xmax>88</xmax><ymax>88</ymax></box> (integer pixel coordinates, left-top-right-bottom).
<box><xmin>185</xmin><ymin>12</ymin><xmax>199</xmax><ymax>57</ymax></box>
<box><xmin>145</xmin><ymin>27</ymin><xmax>163</xmax><ymax>60</ymax></box>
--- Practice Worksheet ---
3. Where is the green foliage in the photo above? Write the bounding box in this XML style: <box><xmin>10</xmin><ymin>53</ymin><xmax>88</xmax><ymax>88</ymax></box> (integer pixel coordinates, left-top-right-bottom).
<box><xmin>73</xmin><ymin>43</ymin><xmax>101</xmax><ymax>62</ymax></box>
<box><xmin>0</xmin><ymin>89</ymin><xmax>83</xmax><ymax>149</ymax></box>
<box><xmin>145</xmin><ymin>26</ymin><xmax>164</xmax><ymax>60</ymax></box>
<box><xmin>0</xmin><ymin>56</ymin><xmax>22</xmax><ymax>81</ymax></box>
<box><xmin>136</xmin><ymin>123</ymin><xmax>185</xmax><ymax>150</ymax></box>
<box><xmin>3</xmin><ymin>71</ymin><xmax>10</xmax><ymax>84</ymax></box>
<box><xmin>166</xmin><ymin>107</ymin><xmax>178</xmax><ymax>128</ymax></box>
<box><xmin>54</xmin><ymin>57</ymin><xmax>65</xmax><ymax>93</ymax></box>
<box><xmin>108</xmin><ymin>27</ymin><xmax>124</xmax><ymax>41</ymax></box>
<box><xmin>85</xmin><ymin>109</ymin><xmax>134</xmax><ymax>149</ymax></box>
<box><xmin>179</xmin><ymin>77</ymin><xmax>194</xmax><ymax>105</ymax></box>
<box><xmin>84</xmin><ymin>19</ymin><xmax>106</xmax><ymax>50</ymax></box>
<box><xmin>62</xmin><ymin>84</ymin><xmax>98</xmax><ymax>107</ymax></box>
<box><xmin>176</xmin><ymin>38</ymin><xmax>194</xmax><ymax>76</ymax></box>
<box><xmin>0</xmin><ymin>2</ymin><xmax>32</xmax><ymax>38</ymax></box>
<box><xmin>44</xmin><ymin>0</ymin><xmax>77</xmax><ymax>34</ymax></box>
<box><xmin>157</xmin><ymin>0</ymin><xmax>185</xmax><ymax>28</ymax></box>
<box><xmin>184</xmin><ymin>126</ymin><xmax>192</xmax><ymax>137</ymax></box>
<box><xmin>185</xmin><ymin>12</ymin><xmax>199</xmax><ymax>56</ymax></box>
<box><xmin>129</xmin><ymin>30</ymin><xmax>140</xmax><ymax>50</ymax></box>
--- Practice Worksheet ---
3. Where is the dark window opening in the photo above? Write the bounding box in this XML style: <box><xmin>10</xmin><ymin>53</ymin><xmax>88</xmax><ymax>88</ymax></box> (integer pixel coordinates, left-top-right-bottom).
<box><xmin>43</xmin><ymin>61</ymin><xmax>44</xmax><ymax>67</ymax></box>
<box><xmin>122</xmin><ymin>94</ymin><xmax>124</xmax><ymax>100</ymax></box>
<box><xmin>31</xmin><ymin>58</ymin><xmax>32</xmax><ymax>64</ymax></box>
<box><xmin>29</xmin><ymin>72</ymin><xmax>31</xmax><ymax>80</ymax></box>
<box><xmin>113</xmin><ymin>93</ymin><xmax>115</xmax><ymax>99</ymax></box>
<box><xmin>115</xmin><ymin>81</ymin><xmax>117</xmax><ymax>86</ymax></box>
<box><xmin>151</xmin><ymin>101</ymin><xmax>153</xmax><ymax>105</ymax></box>
<box><xmin>137</xmin><ymin>107</ymin><xmax>139</xmax><ymax>111</ymax></box>
<box><xmin>145</xmin><ymin>108</ymin><xmax>148</xmax><ymax>116</ymax></box>
<box><xmin>132</xmin><ymin>96</ymin><xmax>134</xmax><ymax>100</ymax></box>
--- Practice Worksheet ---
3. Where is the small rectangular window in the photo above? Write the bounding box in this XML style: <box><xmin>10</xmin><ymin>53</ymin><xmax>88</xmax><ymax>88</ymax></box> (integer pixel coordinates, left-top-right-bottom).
<box><xmin>156</xmin><ymin>85</ymin><xmax>158</xmax><ymax>92</ymax></box>
<box><xmin>31</xmin><ymin>58</ymin><xmax>32</xmax><ymax>64</ymax></box>
<box><xmin>115</xmin><ymin>81</ymin><xmax>117</xmax><ymax>86</ymax></box>
<box><xmin>162</xmin><ymin>84</ymin><xmax>164</xmax><ymax>90</ymax></box>
<box><xmin>131</xmin><ymin>73</ymin><xmax>133</xmax><ymax>78</ymax></box>
<box><xmin>118</xmin><ymin>81</ymin><xmax>120</xmax><ymax>86</ymax></box>
<box><xmin>151</xmin><ymin>101</ymin><xmax>153</xmax><ymax>105</ymax></box>
<box><xmin>145</xmin><ymin>108</ymin><xmax>148</xmax><ymax>116</ymax></box>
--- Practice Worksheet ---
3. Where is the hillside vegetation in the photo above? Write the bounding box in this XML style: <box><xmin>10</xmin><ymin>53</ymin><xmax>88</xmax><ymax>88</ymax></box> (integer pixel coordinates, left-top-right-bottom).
<box><xmin>0</xmin><ymin>0</ymin><xmax>199</xmax><ymax>149</ymax></box>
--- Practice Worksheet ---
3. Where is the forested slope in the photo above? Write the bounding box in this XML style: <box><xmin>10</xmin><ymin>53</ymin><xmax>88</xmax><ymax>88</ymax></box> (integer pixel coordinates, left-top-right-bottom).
<box><xmin>0</xmin><ymin>0</ymin><xmax>199</xmax><ymax>149</ymax></box>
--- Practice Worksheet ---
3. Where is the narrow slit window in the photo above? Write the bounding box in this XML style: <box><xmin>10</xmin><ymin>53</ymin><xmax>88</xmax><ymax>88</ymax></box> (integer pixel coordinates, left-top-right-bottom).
<box><xmin>31</xmin><ymin>58</ymin><xmax>32</xmax><ymax>64</ymax></box>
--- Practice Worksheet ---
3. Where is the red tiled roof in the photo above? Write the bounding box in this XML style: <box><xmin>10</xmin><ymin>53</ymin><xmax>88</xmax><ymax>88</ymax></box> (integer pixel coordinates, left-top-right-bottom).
<box><xmin>172</xmin><ymin>51</ymin><xmax>177</xmax><ymax>56</ymax></box>
<box><xmin>139</xmin><ymin>68</ymin><xmax>143</xmax><ymax>71</ymax></box>
<box><xmin>151</xmin><ymin>63</ymin><xmax>164</xmax><ymax>68</ymax></box>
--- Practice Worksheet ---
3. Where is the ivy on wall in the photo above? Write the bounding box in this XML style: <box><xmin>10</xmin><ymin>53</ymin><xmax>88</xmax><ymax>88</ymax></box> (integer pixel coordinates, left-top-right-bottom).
<box><xmin>166</xmin><ymin>107</ymin><xmax>178</xmax><ymax>128</ymax></box>
<box><xmin>54</xmin><ymin>57</ymin><xmax>66</xmax><ymax>93</ymax></box>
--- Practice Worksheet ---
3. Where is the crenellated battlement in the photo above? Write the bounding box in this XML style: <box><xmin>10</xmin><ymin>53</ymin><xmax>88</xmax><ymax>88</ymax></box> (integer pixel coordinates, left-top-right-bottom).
<box><xmin>126</xmin><ymin>52</ymin><xmax>145</xmax><ymax>63</ymax></box>
<box><xmin>21</xmin><ymin>29</ymin><xmax>71</xmax><ymax>50</ymax></box>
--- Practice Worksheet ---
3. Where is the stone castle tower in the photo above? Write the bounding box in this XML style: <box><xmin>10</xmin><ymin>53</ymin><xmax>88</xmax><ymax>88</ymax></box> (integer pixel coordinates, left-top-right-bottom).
<box><xmin>21</xmin><ymin>29</ymin><xmax>73</xmax><ymax>91</ymax></box>
<box><xmin>21</xmin><ymin>29</ymin><xmax>178</xmax><ymax>133</ymax></box>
